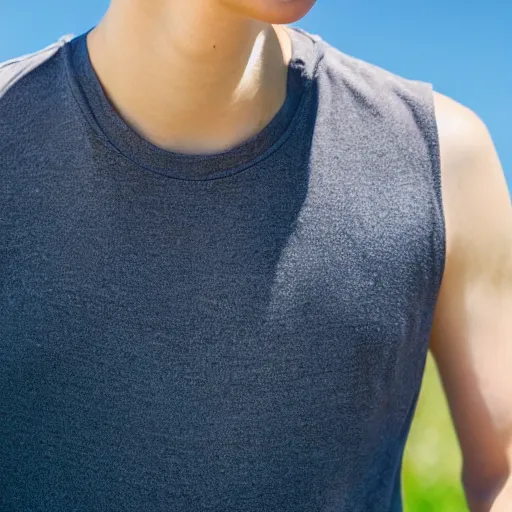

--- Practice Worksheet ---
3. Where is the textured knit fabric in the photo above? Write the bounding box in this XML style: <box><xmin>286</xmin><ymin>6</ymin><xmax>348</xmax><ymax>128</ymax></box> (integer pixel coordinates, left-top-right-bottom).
<box><xmin>0</xmin><ymin>25</ymin><xmax>445</xmax><ymax>512</ymax></box>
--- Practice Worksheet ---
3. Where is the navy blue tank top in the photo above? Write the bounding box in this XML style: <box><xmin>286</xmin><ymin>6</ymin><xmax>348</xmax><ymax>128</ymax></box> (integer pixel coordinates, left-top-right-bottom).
<box><xmin>0</xmin><ymin>25</ymin><xmax>445</xmax><ymax>511</ymax></box>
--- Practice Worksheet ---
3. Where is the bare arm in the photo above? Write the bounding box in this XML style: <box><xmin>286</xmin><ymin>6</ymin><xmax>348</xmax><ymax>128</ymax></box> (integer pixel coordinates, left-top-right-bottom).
<box><xmin>429</xmin><ymin>91</ymin><xmax>512</xmax><ymax>512</ymax></box>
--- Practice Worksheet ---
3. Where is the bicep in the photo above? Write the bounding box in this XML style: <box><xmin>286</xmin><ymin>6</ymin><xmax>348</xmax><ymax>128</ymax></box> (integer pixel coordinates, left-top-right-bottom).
<box><xmin>429</xmin><ymin>243</ymin><xmax>512</xmax><ymax>484</ymax></box>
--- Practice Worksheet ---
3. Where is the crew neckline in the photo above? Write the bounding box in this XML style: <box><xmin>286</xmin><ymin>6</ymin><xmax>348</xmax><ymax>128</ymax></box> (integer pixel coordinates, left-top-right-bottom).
<box><xmin>64</xmin><ymin>25</ymin><xmax>321</xmax><ymax>181</ymax></box>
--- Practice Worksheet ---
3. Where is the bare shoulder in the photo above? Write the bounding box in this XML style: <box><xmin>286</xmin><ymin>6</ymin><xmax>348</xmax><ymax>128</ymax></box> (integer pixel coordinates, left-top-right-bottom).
<box><xmin>433</xmin><ymin>90</ymin><xmax>494</xmax><ymax>171</ymax></box>
<box><xmin>432</xmin><ymin>90</ymin><xmax>511</xmax><ymax>263</ymax></box>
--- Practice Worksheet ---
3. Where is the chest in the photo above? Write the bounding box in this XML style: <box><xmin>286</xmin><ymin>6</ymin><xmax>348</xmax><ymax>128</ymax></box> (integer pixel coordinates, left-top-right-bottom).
<box><xmin>0</xmin><ymin>154</ymin><xmax>440</xmax><ymax>385</ymax></box>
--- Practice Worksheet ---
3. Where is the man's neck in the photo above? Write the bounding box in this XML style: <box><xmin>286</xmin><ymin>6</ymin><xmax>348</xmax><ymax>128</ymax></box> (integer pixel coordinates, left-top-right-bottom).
<box><xmin>86</xmin><ymin>0</ymin><xmax>293</xmax><ymax>155</ymax></box>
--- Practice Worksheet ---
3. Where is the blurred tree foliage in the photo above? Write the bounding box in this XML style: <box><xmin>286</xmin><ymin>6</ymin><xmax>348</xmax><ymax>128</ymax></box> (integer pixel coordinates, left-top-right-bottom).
<box><xmin>402</xmin><ymin>353</ymin><xmax>468</xmax><ymax>511</ymax></box>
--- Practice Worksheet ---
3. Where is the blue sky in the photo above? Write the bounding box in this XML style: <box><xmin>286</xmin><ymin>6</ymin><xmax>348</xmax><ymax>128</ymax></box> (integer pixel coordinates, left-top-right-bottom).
<box><xmin>1</xmin><ymin>1</ymin><xmax>510</xmax><ymax>190</ymax></box>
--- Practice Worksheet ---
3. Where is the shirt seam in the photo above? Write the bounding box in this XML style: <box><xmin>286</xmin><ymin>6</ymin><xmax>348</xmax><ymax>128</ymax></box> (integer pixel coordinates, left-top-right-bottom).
<box><xmin>62</xmin><ymin>36</ymin><xmax>321</xmax><ymax>182</ymax></box>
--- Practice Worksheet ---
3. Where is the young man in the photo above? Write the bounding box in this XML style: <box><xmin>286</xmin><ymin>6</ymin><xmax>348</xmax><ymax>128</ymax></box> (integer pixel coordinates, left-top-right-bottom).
<box><xmin>1</xmin><ymin>0</ymin><xmax>511</xmax><ymax>511</ymax></box>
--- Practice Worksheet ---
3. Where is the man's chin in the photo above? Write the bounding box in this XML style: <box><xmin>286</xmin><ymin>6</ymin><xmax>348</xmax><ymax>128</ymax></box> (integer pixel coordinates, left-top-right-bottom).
<box><xmin>221</xmin><ymin>0</ymin><xmax>317</xmax><ymax>25</ymax></box>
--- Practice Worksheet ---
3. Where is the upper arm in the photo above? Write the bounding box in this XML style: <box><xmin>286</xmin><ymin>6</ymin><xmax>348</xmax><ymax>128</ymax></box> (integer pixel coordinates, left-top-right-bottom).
<box><xmin>428</xmin><ymin>91</ymin><xmax>512</xmax><ymax>506</ymax></box>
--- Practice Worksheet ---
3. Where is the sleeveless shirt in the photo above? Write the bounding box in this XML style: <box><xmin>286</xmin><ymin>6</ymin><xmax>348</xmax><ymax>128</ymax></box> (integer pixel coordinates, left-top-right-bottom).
<box><xmin>0</xmin><ymin>26</ymin><xmax>446</xmax><ymax>511</ymax></box>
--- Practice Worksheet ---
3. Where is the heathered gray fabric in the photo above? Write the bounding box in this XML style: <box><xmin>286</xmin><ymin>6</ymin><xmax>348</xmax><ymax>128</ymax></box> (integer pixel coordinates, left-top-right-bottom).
<box><xmin>0</xmin><ymin>25</ymin><xmax>445</xmax><ymax>512</ymax></box>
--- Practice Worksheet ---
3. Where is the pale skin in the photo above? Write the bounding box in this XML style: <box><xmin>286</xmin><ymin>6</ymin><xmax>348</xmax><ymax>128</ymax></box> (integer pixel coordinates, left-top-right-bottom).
<box><xmin>431</xmin><ymin>93</ymin><xmax>512</xmax><ymax>511</ymax></box>
<box><xmin>87</xmin><ymin>1</ymin><xmax>512</xmax><ymax>510</ymax></box>
<box><xmin>86</xmin><ymin>0</ymin><xmax>311</xmax><ymax>154</ymax></box>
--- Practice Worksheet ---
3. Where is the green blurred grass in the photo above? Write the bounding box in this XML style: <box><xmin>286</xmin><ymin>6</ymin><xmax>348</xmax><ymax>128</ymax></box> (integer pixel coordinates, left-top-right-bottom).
<box><xmin>402</xmin><ymin>353</ymin><xmax>468</xmax><ymax>511</ymax></box>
